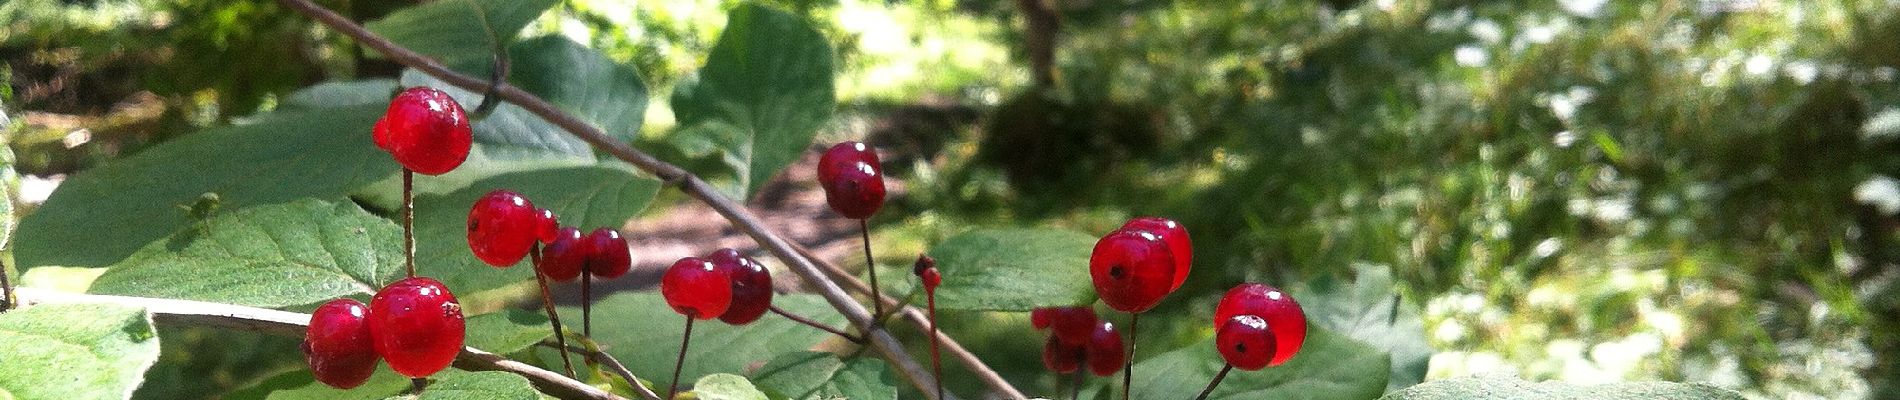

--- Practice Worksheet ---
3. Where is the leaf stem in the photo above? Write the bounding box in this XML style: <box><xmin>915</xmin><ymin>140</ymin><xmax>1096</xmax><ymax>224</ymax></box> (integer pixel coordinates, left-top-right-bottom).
<box><xmin>769</xmin><ymin>305</ymin><xmax>863</xmax><ymax>343</ymax></box>
<box><xmin>531</xmin><ymin>245</ymin><xmax>577</xmax><ymax>378</ymax></box>
<box><xmin>669</xmin><ymin>316</ymin><xmax>695</xmax><ymax>400</ymax></box>
<box><xmin>1123</xmin><ymin>312</ymin><xmax>1138</xmax><ymax>400</ymax></box>
<box><xmin>860</xmin><ymin>219</ymin><xmax>880</xmax><ymax>319</ymax></box>
<box><xmin>402</xmin><ymin>168</ymin><xmax>416</xmax><ymax>278</ymax></box>
<box><xmin>1193</xmin><ymin>364</ymin><xmax>1234</xmax><ymax>400</ymax></box>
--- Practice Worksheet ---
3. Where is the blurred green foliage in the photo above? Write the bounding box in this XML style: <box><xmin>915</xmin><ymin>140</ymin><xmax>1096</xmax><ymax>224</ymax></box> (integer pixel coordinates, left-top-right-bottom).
<box><xmin>6</xmin><ymin>0</ymin><xmax>1900</xmax><ymax>399</ymax></box>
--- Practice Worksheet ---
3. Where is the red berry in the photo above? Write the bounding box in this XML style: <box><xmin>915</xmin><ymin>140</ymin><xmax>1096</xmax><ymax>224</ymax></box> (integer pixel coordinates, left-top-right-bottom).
<box><xmin>1120</xmin><ymin>217</ymin><xmax>1191</xmax><ymax>291</ymax></box>
<box><xmin>1084</xmin><ymin>321</ymin><xmax>1126</xmax><ymax>377</ymax></box>
<box><xmin>711</xmin><ymin>249</ymin><xmax>773</xmax><ymax>325</ymax></box>
<box><xmin>1213</xmin><ymin>283</ymin><xmax>1305</xmax><ymax>367</ymax></box>
<box><xmin>1041</xmin><ymin>334</ymin><xmax>1085</xmax><ymax>374</ymax></box>
<box><xmin>913</xmin><ymin>255</ymin><xmax>941</xmax><ymax>293</ymax></box>
<box><xmin>1089</xmin><ymin>230</ymin><xmax>1177</xmax><ymax>313</ymax></box>
<box><xmin>368</xmin><ymin>277</ymin><xmax>465</xmax><ymax>378</ymax></box>
<box><xmin>661</xmin><ymin>257</ymin><xmax>733</xmax><ymax>319</ymax></box>
<box><xmin>373</xmin><ymin>87</ymin><xmax>472</xmax><ymax>175</ymax></box>
<box><xmin>1044</xmin><ymin>306</ymin><xmax>1098</xmax><ymax>345</ymax></box>
<box><xmin>539</xmin><ymin>227</ymin><xmax>587</xmax><ymax>282</ymax></box>
<box><xmin>534</xmin><ymin>209</ymin><xmax>559</xmax><ymax>244</ymax></box>
<box><xmin>585</xmin><ymin>228</ymin><xmax>632</xmax><ymax>279</ymax></box>
<box><xmin>816</xmin><ymin>142</ymin><xmax>886</xmax><ymax>219</ymax></box>
<box><xmin>466</xmin><ymin>190</ymin><xmax>541</xmax><ymax>267</ymax></box>
<box><xmin>303</xmin><ymin>299</ymin><xmax>378</xmax><ymax>389</ymax></box>
<box><xmin>1030</xmin><ymin>308</ymin><xmax>1053</xmax><ymax>329</ymax></box>
<box><xmin>1215</xmin><ymin>315</ymin><xmax>1277</xmax><ymax>371</ymax></box>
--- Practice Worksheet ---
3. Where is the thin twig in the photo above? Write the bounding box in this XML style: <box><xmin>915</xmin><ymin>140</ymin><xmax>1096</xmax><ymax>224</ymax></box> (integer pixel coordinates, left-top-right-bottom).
<box><xmin>860</xmin><ymin>219</ymin><xmax>880</xmax><ymax>319</ymax></box>
<box><xmin>538</xmin><ymin>341</ymin><xmax>664</xmax><ymax>400</ymax></box>
<box><xmin>582</xmin><ymin>269</ymin><xmax>593</xmax><ymax>337</ymax></box>
<box><xmin>769</xmin><ymin>304</ymin><xmax>864</xmax><ymax>343</ymax></box>
<box><xmin>272</xmin><ymin>1</ymin><xmax>972</xmax><ymax>397</ymax></box>
<box><xmin>531</xmin><ymin>246</ymin><xmax>578</xmax><ymax>377</ymax></box>
<box><xmin>402</xmin><ymin>168</ymin><xmax>416</xmax><ymax>278</ymax></box>
<box><xmin>13</xmin><ymin>288</ymin><xmax>624</xmax><ymax>400</ymax></box>
<box><xmin>668</xmin><ymin>316</ymin><xmax>694</xmax><ymax>399</ymax></box>
<box><xmin>1192</xmin><ymin>364</ymin><xmax>1233</xmax><ymax>400</ymax></box>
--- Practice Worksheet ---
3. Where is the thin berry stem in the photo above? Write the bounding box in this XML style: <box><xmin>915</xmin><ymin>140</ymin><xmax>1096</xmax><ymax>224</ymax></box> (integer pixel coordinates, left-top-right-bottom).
<box><xmin>928</xmin><ymin>289</ymin><xmax>942</xmax><ymax>400</ymax></box>
<box><xmin>402</xmin><ymin>168</ymin><xmax>416</xmax><ymax>278</ymax></box>
<box><xmin>530</xmin><ymin>246</ymin><xmax>577</xmax><ymax>378</ymax></box>
<box><xmin>669</xmin><ymin>316</ymin><xmax>695</xmax><ymax>400</ymax></box>
<box><xmin>1123</xmin><ymin>312</ymin><xmax>1138</xmax><ymax>400</ymax></box>
<box><xmin>409</xmin><ymin>377</ymin><xmax>427</xmax><ymax>395</ymax></box>
<box><xmin>769</xmin><ymin>305</ymin><xmax>863</xmax><ymax>343</ymax></box>
<box><xmin>1192</xmin><ymin>364</ymin><xmax>1234</xmax><ymax>400</ymax></box>
<box><xmin>582</xmin><ymin>265</ymin><xmax>593</xmax><ymax>338</ymax></box>
<box><xmin>859</xmin><ymin>219</ymin><xmax>880</xmax><ymax>319</ymax></box>
<box><xmin>1071</xmin><ymin>367</ymin><xmax>1083</xmax><ymax>400</ymax></box>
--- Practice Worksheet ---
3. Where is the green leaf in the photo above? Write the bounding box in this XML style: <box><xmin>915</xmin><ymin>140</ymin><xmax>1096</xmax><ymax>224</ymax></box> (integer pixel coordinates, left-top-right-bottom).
<box><xmin>283</xmin><ymin>79</ymin><xmax>399</xmax><ymax>109</ymax></box>
<box><xmin>412</xmin><ymin>166</ymin><xmax>660</xmax><ymax>296</ymax></box>
<box><xmin>0</xmin><ymin>303</ymin><xmax>161</xmax><ymax>400</ymax></box>
<box><xmin>227</xmin><ymin>367</ymin><xmax>537</xmax><ymax>400</ymax></box>
<box><xmin>670</xmin><ymin>3</ymin><xmax>836</xmax><ymax>197</ymax></box>
<box><xmin>816</xmin><ymin>358</ymin><xmax>898</xmax><ymax>400</ymax></box>
<box><xmin>1129</xmin><ymin>327</ymin><xmax>1390</xmax><ymax>400</ymax></box>
<box><xmin>88</xmin><ymin>199</ymin><xmax>403</xmax><ymax>309</ymax></box>
<box><xmin>692</xmin><ymin>374</ymin><xmax>769</xmax><ymax>400</ymax></box>
<box><xmin>558</xmin><ymin>292</ymin><xmax>847</xmax><ymax>391</ymax></box>
<box><xmin>1296</xmin><ymin>264</ymin><xmax>1432</xmax><ymax>391</ymax></box>
<box><xmin>1376</xmin><ymin>375</ymin><xmax>1746</xmax><ymax>400</ymax></box>
<box><xmin>419</xmin><ymin>371</ymin><xmax>540</xmax><ymax>400</ymax></box>
<box><xmin>366</xmin><ymin>0</ymin><xmax>558</xmax><ymax>66</ymax></box>
<box><xmin>15</xmin><ymin>105</ymin><xmax>394</xmax><ymax>270</ymax></box>
<box><xmin>507</xmin><ymin>36</ymin><xmax>649</xmax><ymax>140</ymax></box>
<box><xmin>465</xmin><ymin>309</ymin><xmax>553</xmax><ymax>355</ymax></box>
<box><xmin>748</xmin><ymin>352</ymin><xmax>894</xmax><ymax>400</ymax></box>
<box><xmin>928</xmin><ymin>228</ymin><xmax>1097</xmax><ymax>311</ymax></box>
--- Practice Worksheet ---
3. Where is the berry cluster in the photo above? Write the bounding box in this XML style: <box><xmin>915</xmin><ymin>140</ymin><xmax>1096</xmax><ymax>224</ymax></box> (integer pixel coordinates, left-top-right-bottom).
<box><xmin>1090</xmin><ymin>217</ymin><xmax>1191</xmax><ymax>313</ymax></box>
<box><xmin>659</xmin><ymin>248</ymin><xmax>780</xmax><ymax>396</ymax></box>
<box><xmin>816</xmin><ymin>141</ymin><xmax>887</xmax><ymax>220</ymax></box>
<box><xmin>1212</xmin><ymin>283</ymin><xmax>1305</xmax><ymax>370</ymax></box>
<box><xmin>303</xmin><ymin>277</ymin><xmax>466</xmax><ymax>388</ymax></box>
<box><xmin>1032</xmin><ymin>306</ymin><xmax>1126</xmax><ymax>377</ymax></box>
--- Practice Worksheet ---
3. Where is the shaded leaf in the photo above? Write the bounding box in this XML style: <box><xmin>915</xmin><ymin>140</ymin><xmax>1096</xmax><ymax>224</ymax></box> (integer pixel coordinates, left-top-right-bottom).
<box><xmin>365</xmin><ymin>0</ymin><xmax>557</xmax><ymax>66</ymax></box>
<box><xmin>88</xmin><ymin>199</ymin><xmax>403</xmax><ymax>309</ymax></box>
<box><xmin>692</xmin><ymin>374</ymin><xmax>769</xmax><ymax>400</ymax></box>
<box><xmin>749</xmin><ymin>352</ymin><xmax>894</xmax><ymax>400</ymax></box>
<box><xmin>928</xmin><ymin>228</ymin><xmax>1097</xmax><ymax>311</ymax></box>
<box><xmin>670</xmin><ymin>3</ymin><xmax>835</xmax><ymax>197</ymax></box>
<box><xmin>464</xmin><ymin>309</ymin><xmax>553</xmax><ymax>355</ymax></box>
<box><xmin>0</xmin><ymin>303</ymin><xmax>161</xmax><ymax>400</ymax></box>
<box><xmin>1377</xmin><ymin>375</ymin><xmax>1745</xmax><ymax>400</ymax></box>
<box><xmin>558</xmin><ymin>292</ymin><xmax>847</xmax><ymax>392</ymax></box>
<box><xmin>1129</xmin><ymin>327</ymin><xmax>1390</xmax><ymax>400</ymax></box>
<box><xmin>412</xmin><ymin>166</ymin><xmax>660</xmax><ymax>296</ymax></box>
<box><xmin>226</xmin><ymin>366</ymin><xmax>537</xmax><ymax>400</ymax></box>
<box><xmin>507</xmin><ymin>36</ymin><xmax>649</xmax><ymax>139</ymax></box>
<box><xmin>1296</xmin><ymin>264</ymin><xmax>1433</xmax><ymax>391</ymax></box>
<box><xmin>15</xmin><ymin>105</ymin><xmax>394</xmax><ymax>270</ymax></box>
<box><xmin>283</xmin><ymin>79</ymin><xmax>399</xmax><ymax>109</ymax></box>
<box><xmin>418</xmin><ymin>371</ymin><xmax>539</xmax><ymax>400</ymax></box>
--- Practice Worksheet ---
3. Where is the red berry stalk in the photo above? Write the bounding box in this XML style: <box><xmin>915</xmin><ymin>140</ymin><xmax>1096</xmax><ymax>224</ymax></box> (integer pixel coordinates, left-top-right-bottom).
<box><xmin>467</xmin><ymin>191</ymin><xmax>575</xmax><ymax>376</ymax></box>
<box><xmin>661</xmin><ymin>257</ymin><xmax>733</xmax><ymax>398</ymax></box>
<box><xmin>1089</xmin><ymin>217</ymin><xmax>1192</xmax><ymax>399</ymax></box>
<box><xmin>913</xmin><ymin>255</ymin><xmax>944</xmax><ymax>400</ymax></box>
<box><xmin>817</xmin><ymin>142</ymin><xmax>887</xmax><ymax>318</ymax></box>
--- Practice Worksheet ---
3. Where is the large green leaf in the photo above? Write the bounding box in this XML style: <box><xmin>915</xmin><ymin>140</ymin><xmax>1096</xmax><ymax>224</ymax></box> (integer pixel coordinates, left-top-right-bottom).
<box><xmin>15</xmin><ymin>105</ymin><xmax>394</xmax><ymax>269</ymax></box>
<box><xmin>88</xmin><ymin>199</ymin><xmax>403</xmax><ymax>309</ymax></box>
<box><xmin>670</xmin><ymin>3</ymin><xmax>836</xmax><ymax>197</ymax></box>
<box><xmin>281</xmin><ymin>79</ymin><xmax>400</xmax><ymax>109</ymax></box>
<box><xmin>928</xmin><ymin>228</ymin><xmax>1097</xmax><ymax>311</ymax></box>
<box><xmin>227</xmin><ymin>366</ymin><xmax>538</xmax><ymax>400</ymax></box>
<box><xmin>365</xmin><ymin>0</ymin><xmax>557</xmax><ymax>66</ymax></box>
<box><xmin>692</xmin><ymin>374</ymin><xmax>769</xmax><ymax>400</ymax></box>
<box><xmin>464</xmin><ymin>309</ymin><xmax>553</xmax><ymax>355</ymax></box>
<box><xmin>1128</xmin><ymin>327</ymin><xmax>1390</xmax><ymax>400</ymax></box>
<box><xmin>1296</xmin><ymin>264</ymin><xmax>1433</xmax><ymax>391</ymax></box>
<box><xmin>1377</xmin><ymin>375</ymin><xmax>1745</xmax><ymax>400</ymax></box>
<box><xmin>419</xmin><ymin>371</ymin><xmax>540</xmax><ymax>400</ymax></box>
<box><xmin>557</xmin><ymin>292</ymin><xmax>848</xmax><ymax>393</ymax></box>
<box><xmin>0</xmin><ymin>303</ymin><xmax>161</xmax><ymax>400</ymax></box>
<box><xmin>750</xmin><ymin>352</ymin><xmax>897</xmax><ymax>400</ymax></box>
<box><xmin>412</xmin><ymin>166</ymin><xmax>660</xmax><ymax>296</ymax></box>
<box><xmin>507</xmin><ymin>36</ymin><xmax>649</xmax><ymax>139</ymax></box>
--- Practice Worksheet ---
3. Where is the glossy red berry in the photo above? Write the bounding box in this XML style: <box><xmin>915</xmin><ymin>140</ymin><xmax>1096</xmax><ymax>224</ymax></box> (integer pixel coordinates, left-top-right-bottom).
<box><xmin>585</xmin><ymin>228</ymin><xmax>632</xmax><ymax>279</ymax></box>
<box><xmin>373</xmin><ymin>87</ymin><xmax>472</xmax><ymax>175</ymax></box>
<box><xmin>1043</xmin><ymin>306</ymin><xmax>1098</xmax><ymax>345</ymax></box>
<box><xmin>1041</xmin><ymin>334</ymin><xmax>1085</xmax><ymax>374</ymax></box>
<box><xmin>1089</xmin><ymin>230</ymin><xmax>1177</xmax><ymax>313</ymax></box>
<box><xmin>303</xmin><ymin>299</ymin><xmax>378</xmax><ymax>389</ymax></box>
<box><xmin>662</xmin><ymin>257</ymin><xmax>733</xmax><ymax>319</ymax></box>
<box><xmin>1030</xmin><ymin>308</ymin><xmax>1054</xmax><ymax>329</ymax></box>
<box><xmin>711</xmin><ymin>249</ymin><xmax>773</xmax><ymax>325</ymax></box>
<box><xmin>368</xmin><ymin>277</ymin><xmax>465</xmax><ymax>378</ymax></box>
<box><xmin>1213</xmin><ymin>283</ymin><xmax>1306</xmax><ymax>367</ymax></box>
<box><xmin>1120</xmin><ymin>217</ymin><xmax>1191</xmax><ymax>291</ymax></box>
<box><xmin>533</xmin><ymin>209</ymin><xmax>559</xmax><ymax>244</ymax></box>
<box><xmin>1084</xmin><ymin>321</ymin><xmax>1126</xmax><ymax>377</ymax></box>
<box><xmin>1215</xmin><ymin>315</ymin><xmax>1277</xmax><ymax>371</ymax></box>
<box><xmin>539</xmin><ymin>227</ymin><xmax>587</xmax><ymax>282</ymax></box>
<box><xmin>816</xmin><ymin>142</ymin><xmax>886</xmax><ymax>219</ymax></box>
<box><xmin>467</xmin><ymin>190</ymin><xmax>541</xmax><ymax>267</ymax></box>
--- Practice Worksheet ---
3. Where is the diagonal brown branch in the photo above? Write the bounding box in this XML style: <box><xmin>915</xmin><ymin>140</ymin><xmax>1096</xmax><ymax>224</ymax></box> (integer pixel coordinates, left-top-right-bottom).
<box><xmin>538</xmin><ymin>341</ymin><xmax>664</xmax><ymax>400</ymax></box>
<box><xmin>13</xmin><ymin>288</ymin><xmax>626</xmax><ymax>400</ymax></box>
<box><xmin>268</xmin><ymin>0</ymin><xmax>1022</xmax><ymax>398</ymax></box>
